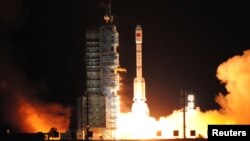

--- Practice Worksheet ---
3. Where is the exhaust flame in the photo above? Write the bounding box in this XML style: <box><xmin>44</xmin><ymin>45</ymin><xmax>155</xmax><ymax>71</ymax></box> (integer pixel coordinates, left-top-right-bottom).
<box><xmin>117</xmin><ymin>49</ymin><xmax>250</xmax><ymax>139</ymax></box>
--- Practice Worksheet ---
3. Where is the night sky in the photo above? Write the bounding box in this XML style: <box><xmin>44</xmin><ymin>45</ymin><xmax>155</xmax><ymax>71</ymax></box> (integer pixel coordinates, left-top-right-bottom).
<box><xmin>0</xmin><ymin>0</ymin><xmax>249</xmax><ymax>130</ymax></box>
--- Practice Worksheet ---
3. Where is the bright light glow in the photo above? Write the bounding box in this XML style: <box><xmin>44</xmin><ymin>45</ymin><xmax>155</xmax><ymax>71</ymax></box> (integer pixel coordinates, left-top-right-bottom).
<box><xmin>13</xmin><ymin>49</ymin><xmax>250</xmax><ymax>140</ymax></box>
<box><xmin>187</xmin><ymin>94</ymin><xmax>195</xmax><ymax>110</ymax></box>
<box><xmin>115</xmin><ymin>50</ymin><xmax>250</xmax><ymax>139</ymax></box>
<box><xmin>188</xmin><ymin>94</ymin><xmax>194</xmax><ymax>101</ymax></box>
<box><xmin>117</xmin><ymin>106</ymin><xmax>235</xmax><ymax>139</ymax></box>
<box><xmin>18</xmin><ymin>96</ymin><xmax>71</xmax><ymax>133</ymax></box>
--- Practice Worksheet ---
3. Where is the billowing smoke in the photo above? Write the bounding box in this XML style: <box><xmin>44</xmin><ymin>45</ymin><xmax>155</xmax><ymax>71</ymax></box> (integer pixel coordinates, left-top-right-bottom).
<box><xmin>0</xmin><ymin>0</ymin><xmax>71</xmax><ymax>132</ymax></box>
<box><xmin>216</xmin><ymin>49</ymin><xmax>250</xmax><ymax>123</ymax></box>
<box><xmin>119</xmin><ymin>83</ymin><xmax>133</xmax><ymax>113</ymax></box>
<box><xmin>117</xmin><ymin>49</ymin><xmax>250</xmax><ymax>139</ymax></box>
<box><xmin>158</xmin><ymin>49</ymin><xmax>250</xmax><ymax>137</ymax></box>
<box><xmin>0</xmin><ymin>54</ymin><xmax>71</xmax><ymax>133</ymax></box>
<box><xmin>17</xmin><ymin>96</ymin><xmax>71</xmax><ymax>132</ymax></box>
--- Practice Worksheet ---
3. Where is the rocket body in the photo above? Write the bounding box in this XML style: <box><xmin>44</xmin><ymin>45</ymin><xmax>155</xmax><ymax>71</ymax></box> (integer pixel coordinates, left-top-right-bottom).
<box><xmin>132</xmin><ymin>25</ymin><xmax>149</xmax><ymax>115</ymax></box>
<box><xmin>133</xmin><ymin>25</ymin><xmax>146</xmax><ymax>102</ymax></box>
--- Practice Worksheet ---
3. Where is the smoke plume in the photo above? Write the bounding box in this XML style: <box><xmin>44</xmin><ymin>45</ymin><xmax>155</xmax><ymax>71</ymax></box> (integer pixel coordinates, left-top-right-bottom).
<box><xmin>0</xmin><ymin>33</ymin><xmax>71</xmax><ymax>133</ymax></box>
<box><xmin>0</xmin><ymin>60</ymin><xmax>71</xmax><ymax>133</ymax></box>
<box><xmin>158</xmin><ymin>49</ymin><xmax>250</xmax><ymax>137</ymax></box>
<box><xmin>117</xmin><ymin>49</ymin><xmax>250</xmax><ymax>139</ymax></box>
<box><xmin>216</xmin><ymin>49</ymin><xmax>250</xmax><ymax>123</ymax></box>
<box><xmin>0</xmin><ymin>0</ymin><xmax>71</xmax><ymax>133</ymax></box>
<box><xmin>17</xmin><ymin>96</ymin><xmax>71</xmax><ymax>132</ymax></box>
<box><xmin>0</xmin><ymin>56</ymin><xmax>71</xmax><ymax>133</ymax></box>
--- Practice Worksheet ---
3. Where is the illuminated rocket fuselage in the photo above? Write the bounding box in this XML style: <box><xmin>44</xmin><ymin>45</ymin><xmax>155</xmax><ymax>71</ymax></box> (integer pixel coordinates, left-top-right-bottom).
<box><xmin>132</xmin><ymin>25</ymin><xmax>149</xmax><ymax>115</ymax></box>
<box><xmin>133</xmin><ymin>25</ymin><xmax>145</xmax><ymax>102</ymax></box>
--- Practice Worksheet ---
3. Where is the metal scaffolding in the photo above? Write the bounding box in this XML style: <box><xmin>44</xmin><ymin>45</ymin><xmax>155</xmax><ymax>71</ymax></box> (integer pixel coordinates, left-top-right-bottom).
<box><xmin>99</xmin><ymin>24</ymin><xmax>120</xmax><ymax>140</ymax></box>
<box><xmin>77</xmin><ymin>22</ymin><xmax>122</xmax><ymax>141</ymax></box>
<box><xmin>77</xmin><ymin>1</ymin><xmax>123</xmax><ymax>140</ymax></box>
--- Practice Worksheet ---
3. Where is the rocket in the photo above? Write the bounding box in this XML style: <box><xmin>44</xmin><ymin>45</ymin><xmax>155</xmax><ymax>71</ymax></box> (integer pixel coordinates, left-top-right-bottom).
<box><xmin>133</xmin><ymin>25</ymin><xmax>146</xmax><ymax>103</ymax></box>
<box><xmin>132</xmin><ymin>24</ymin><xmax>149</xmax><ymax>115</ymax></box>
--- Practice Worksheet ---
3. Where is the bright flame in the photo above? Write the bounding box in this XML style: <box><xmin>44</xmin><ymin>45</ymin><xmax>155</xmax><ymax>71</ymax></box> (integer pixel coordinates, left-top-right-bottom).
<box><xmin>116</xmin><ymin>49</ymin><xmax>250</xmax><ymax>139</ymax></box>
<box><xmin>117</xmin><ymin>109</ymin><xmax>157</xmax><ymax>139</ymax></box>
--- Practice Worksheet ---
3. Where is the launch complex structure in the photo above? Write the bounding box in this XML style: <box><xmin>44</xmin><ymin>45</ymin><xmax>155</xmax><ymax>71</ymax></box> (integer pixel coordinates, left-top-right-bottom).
<box><xmin>76</xmin><ymin>1</ymin><xmax>198</xmax><ymax>140</ymax></box>
<box><xmin>77</xmin><ymin>1</ymin><xmax>150</xmax><ymax>139</ymax></box>
<box><xmin>77</xmin><ymin>2</ymin><xmax>125</xmax><ymax>140</ymax></box>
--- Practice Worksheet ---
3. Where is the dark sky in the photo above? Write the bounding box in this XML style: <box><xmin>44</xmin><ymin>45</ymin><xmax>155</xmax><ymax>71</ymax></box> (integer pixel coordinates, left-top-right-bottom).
<box><xmin>0</xmin><ymin>0</ymin><xmax>249</xmax><ymax>129</ymax></box>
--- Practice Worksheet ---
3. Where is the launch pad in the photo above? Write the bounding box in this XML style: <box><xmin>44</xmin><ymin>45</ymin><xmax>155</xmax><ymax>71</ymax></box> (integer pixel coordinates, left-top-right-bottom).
<box><xmin>77</xmin><ymin>1</ymin><xmax>204</xmax><ymax>141</ymax></box>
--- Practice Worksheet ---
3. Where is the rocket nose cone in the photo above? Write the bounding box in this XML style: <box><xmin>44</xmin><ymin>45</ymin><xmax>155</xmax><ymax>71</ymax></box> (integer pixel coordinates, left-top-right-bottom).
<box><xmin>136</xmin><ymin>24</ymin><xmax>142</xmax><ymax>30</ymax></box>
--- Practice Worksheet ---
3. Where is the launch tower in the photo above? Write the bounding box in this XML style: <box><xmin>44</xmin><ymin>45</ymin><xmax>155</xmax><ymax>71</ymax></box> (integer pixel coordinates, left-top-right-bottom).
<box><xmin>77</xmin><ymin>1</ymin><xmax>124</xmax><ymax>140</ymax></box>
